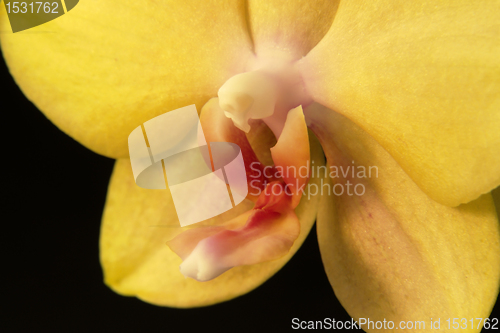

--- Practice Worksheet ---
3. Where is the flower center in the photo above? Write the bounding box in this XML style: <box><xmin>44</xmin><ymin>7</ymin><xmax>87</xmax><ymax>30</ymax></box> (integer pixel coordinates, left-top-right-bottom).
<box><xmin>218</xmin><ymin>57</ymin><xmax>312</xmax><ymax>137</ymax></box>
<box><xmin>167</xmin><ymin>56</ymin><xmax>314</xmax><ymax>282</ymax></box>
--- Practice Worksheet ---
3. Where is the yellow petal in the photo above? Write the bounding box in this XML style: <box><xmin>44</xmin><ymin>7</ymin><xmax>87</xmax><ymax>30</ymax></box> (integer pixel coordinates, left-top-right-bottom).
<box><xmin>0</xmin><ymin>1</ymin><xmax>252</xmax><ymax>158</ymax></box>
<box><xmin>299</xmin><ymin>0</ymin><xmax>500</xmax><ymax>206</ymax></box>
<box><xmin>247</xmin><ymin>0</ymin><xmax>339</xmax><ymax>59</ymax></box>
<box><xmin>100</xmin><ymin>133</ymin><xmax>324</xmax><ymax>307</ymax></box>
<box><xmin>306</xmin><ymin>104</ymin><xmax>500</xmax><ymax>331</ymax></box>
<box><xmin>494</xmin><ymin>186</ymin><xmax>500</xmax><ymax>216</ymax></box>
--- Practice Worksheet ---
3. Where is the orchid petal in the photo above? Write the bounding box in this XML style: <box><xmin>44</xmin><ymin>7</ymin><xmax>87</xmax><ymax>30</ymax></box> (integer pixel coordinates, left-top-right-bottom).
<box><xmin>306</xmin><ymin>104</ymin><xmax>500</xmax><ymax>331</ymax></box>
<box><xmin>300</xmin><ymin>0</ymin><xmax>500</xmax><ymax>206</ymax></box>
<box><xmin>247</xmin><ymin>0</ymin><xmax>339</xmax><ymax>59</ymax></box>
<box><xmin>0</xmin><ymin>1</ymin><xmax>253</xmax><ymax>158</ymax></box>
<box><xmin>494</xmin><ymin>186</ymin><xmax>500</xmax><ymax>215</ymax></box>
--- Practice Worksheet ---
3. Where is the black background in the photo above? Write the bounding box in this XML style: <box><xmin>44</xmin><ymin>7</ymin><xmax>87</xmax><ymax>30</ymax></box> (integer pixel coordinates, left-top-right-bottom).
<box><xmin>1</xmin><ymin>48</ymin><xmax>499</xmax><ymax>333</ymax></box>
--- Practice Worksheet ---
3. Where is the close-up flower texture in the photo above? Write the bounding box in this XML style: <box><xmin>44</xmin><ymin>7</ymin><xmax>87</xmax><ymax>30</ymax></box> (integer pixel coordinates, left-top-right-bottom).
<box><xmin>2</xmin><ymin>1</ymin><xmax>500</xmax><ymax>332</ymax></box>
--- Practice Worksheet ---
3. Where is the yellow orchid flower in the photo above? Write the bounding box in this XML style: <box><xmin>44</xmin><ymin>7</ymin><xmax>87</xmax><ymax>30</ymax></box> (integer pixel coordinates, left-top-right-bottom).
<box><xmin>1</xmin><ymin>0</ymin><xmax>500</xmax><ymax>331</ymax></box>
